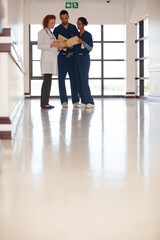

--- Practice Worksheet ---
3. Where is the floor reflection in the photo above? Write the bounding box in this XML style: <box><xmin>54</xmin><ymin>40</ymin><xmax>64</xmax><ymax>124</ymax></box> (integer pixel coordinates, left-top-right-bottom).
<box><xmin>1</xmin><ymin>99</ymin><xmax>160</xmax><ymax>240</ymax></box>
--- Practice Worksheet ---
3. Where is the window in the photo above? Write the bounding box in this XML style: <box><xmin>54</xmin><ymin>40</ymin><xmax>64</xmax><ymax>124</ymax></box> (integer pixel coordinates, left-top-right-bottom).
<box><xmin>135</xmin><ymin>18</ymin><xmax>149</xmax><ymax>97</ymax></box>
<box><xmin>29</xmin><ymin>24</ymin><xmax>126</xmax><ymax>97</ymax></box>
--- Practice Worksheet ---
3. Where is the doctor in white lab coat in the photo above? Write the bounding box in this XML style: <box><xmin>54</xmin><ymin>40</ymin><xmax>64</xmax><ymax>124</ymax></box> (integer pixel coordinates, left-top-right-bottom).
<box><xmin>38</xmin><ymin>14</ymin><xmax>60</xmax><ymax>109</ymax></box>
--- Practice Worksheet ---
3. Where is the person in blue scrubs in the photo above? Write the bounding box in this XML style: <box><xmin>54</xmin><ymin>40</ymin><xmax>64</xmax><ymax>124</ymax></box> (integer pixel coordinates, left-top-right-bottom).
<box><xmin>53</xmin><ymin>10</ymin><xmax>79</xmax><ymax>108</ymax></box>
<box><xmin>74</xmin><ymin>17</ymin><xmax>94</xmax><ymax>109</ymax></box>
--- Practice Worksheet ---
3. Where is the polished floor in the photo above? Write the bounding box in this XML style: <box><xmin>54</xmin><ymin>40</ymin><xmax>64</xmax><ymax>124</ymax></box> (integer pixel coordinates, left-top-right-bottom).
<box><xmin>0</xmin><ymin>98</ymin><xmax>160</xmax><ymax>240</ymax></box>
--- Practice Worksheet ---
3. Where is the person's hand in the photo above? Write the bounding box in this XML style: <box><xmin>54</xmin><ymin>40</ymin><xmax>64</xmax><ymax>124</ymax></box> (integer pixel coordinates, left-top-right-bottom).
<box><xmin>51</xmin><ymin>40</ymin><xmax>60</xmax><ymax>48</ymax></box>
<box><xmin>58</xmin><ymin>46</ymin><xmax>63</xmax><ymax>50</ymax></box>
<box><xmin>63</xmin><ymin>45</ymin><xmax>68</xmax><ymax>49</ymax></box>
<box><xmin>77</xmin><ymin>38</ymin><xmax>85</xmax><ymax>45</ymax></box>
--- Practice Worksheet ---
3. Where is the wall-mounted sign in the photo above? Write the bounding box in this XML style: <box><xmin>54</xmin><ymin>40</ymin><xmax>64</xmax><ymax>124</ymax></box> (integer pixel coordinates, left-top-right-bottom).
<box><xmin>65</xmin><ymin>2</ymin><xmax>79</xmax><ymax>9</ymax></box>
<box><xmin>65</xmin><ymin>2</ymin><xmax>71</xmax><ymax>8</ymax></box>
<box><xmin>72</xmin><ymin>2</ymin><xmax>79</xmax><ymax>8</ymax></box>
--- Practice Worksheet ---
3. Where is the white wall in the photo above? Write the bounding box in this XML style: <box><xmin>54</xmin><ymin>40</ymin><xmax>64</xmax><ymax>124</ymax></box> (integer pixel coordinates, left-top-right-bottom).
<box><xmin>148</xmin><ymin>0</ymin><xmax>160</xmax><ymax>98</ymax></box>
<box><xmin>0</xmin><ymin>0</ymin><xmax>24</xmax><ymax>122</ymax></box>
<box><xmin>8</xmin><ymin>0</ymin><xmax>24</xmax><ymax>59</ymax></box>
<box><xmin>129</xmin><ymin>0</ymin><xmax>148</xmax><ymax>24</ymax></box>
<box><xmin>129</xmin><ymin>0</ymin><xmax>160</xmax><ymax>99</ymax></box>
<box><xmin>29</xmin><ymin>2</ymin><xmax>125</xmax><ymax>25</ymax></box>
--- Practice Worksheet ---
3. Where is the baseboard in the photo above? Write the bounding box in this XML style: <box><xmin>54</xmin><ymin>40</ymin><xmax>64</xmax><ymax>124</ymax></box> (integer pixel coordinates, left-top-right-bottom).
<box><xmin>0</xmin><ymin>96</ymin><xmax>24</xmax><ymax>140</ymax></box>
<box><xmin>25</xmin><ymin>93</ymin><xmax>31</xmax><ymax>98</ymax></box>
<box><xmin>0</xmin><ymin>131</ymin><xmax>11</xmax><ymax>139</ymax></box>
<box><xmin>0</xmin><ymin>118</ymin><xmax>12</xmax><ymax>140</ymax></box>
<box><xmin>10</xmin><ymin>96</ymin><xmax>25</xmax><ymax>139</ymax></box>
<box><xmin>148</xmin><ymin>63</ymin><xmax>160</xmax><ymax>72</ymax></box>
<box><xmin>148</xmin><ymin>94</ymin><xmax>160</xmax><ymax>103</ymax></box>
<box><xmin>125</xmin><ymin>92</ymin><xmax>136</xmax><ymax>98</ymax></box>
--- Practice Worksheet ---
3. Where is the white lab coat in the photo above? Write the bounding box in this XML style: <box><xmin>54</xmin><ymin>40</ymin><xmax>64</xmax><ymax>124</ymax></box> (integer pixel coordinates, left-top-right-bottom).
<box><xmin>37</xmin><ymin>28</ymin><xmax>58</xmax><ymax>75</ymax></box>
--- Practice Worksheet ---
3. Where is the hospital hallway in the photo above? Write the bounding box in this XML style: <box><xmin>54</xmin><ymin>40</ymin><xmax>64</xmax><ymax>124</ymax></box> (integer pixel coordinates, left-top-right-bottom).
<box><xmin>0</xmin><ymin>98</ymin><xmax>160</xmax><ymax>240</ymax></box>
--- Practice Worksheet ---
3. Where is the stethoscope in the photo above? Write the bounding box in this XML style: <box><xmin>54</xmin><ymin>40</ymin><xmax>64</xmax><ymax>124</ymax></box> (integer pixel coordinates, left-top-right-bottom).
<box><xmin>45</xmin><ymin>28</ymin><xmax>56</xmax><ymax>40</ymax></box>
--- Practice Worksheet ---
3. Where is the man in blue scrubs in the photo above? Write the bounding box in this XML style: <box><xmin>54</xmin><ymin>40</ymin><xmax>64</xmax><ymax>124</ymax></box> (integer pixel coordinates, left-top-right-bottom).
<box><xmin>53</xmin><ymin>10</ymin><xmax>79</xmax><ymax>108</ymax></box>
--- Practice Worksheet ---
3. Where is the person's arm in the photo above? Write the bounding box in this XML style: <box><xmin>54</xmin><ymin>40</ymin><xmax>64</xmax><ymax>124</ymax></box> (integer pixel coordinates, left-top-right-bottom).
<box><xmin>78</xmin><ymin>38</ymin><xmax>93</xmax><ymax>52</ymax></box>
<box><xmin>37</xmin><ymin>30</ymin><xmax>52</xmax><ymax>51</ymax></box>
<box><xmin>84</xmin><ymin>43</ymin><xmax>92</xmax><ymax>51</ymax></box>
<box><xmin>84</xmin><ymin>33</ymin><xmax>93</xmax><ymax>51</ymax></box>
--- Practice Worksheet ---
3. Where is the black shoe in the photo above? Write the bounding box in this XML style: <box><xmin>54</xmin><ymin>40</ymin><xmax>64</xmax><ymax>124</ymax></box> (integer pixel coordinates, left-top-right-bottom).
<box><xmin>41</xmin><ymin>105</ymin><xmax>55</xmax><ymax>109</ymax></box>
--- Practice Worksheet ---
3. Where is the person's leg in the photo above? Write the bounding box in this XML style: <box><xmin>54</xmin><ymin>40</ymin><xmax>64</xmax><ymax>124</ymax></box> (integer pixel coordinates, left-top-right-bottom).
<box><xmin>75</xmin><ymin>55</ymin><xmax>86</xmax><ymax>104</ymax></box>
<box><xmin>68</xmin><ymin>55</ymin><xmax>79</xmax><ymax>104</ymax></box>
<box><xmin>58</xmin><ymin>55</ymin><xmax>68</xmax><ymax>104</ymax></box>
<box><xmin>41</xmin><ymin>74</ymin><xmax>52</xmax><ymax>107</ymax></box>
<box><xmin>78</xmin><ymin>55</ymin><xmax>94</xmax><ymax>105</ymax></box>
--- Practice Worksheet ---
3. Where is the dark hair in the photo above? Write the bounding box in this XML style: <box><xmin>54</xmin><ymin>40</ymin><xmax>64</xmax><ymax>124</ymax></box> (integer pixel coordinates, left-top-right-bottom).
<box><xmin>78</xmin><ymin>17</ymin><xmax>88</xmax><ymax>26</ymax></box>
<box><xmin>60</xmin><ymin>10</ymin><xmax>69</xmax><ymax>16</ymax></box>
<box><xmin>42</xmin><ymin>15</ymin><xmax>56</xmax><ymax>28</ymax></box>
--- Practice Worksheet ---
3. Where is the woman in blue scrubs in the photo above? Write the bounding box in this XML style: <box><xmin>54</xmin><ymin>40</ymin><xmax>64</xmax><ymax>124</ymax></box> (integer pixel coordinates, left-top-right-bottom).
<box><xmin>75</xmin><ymin>17</ymin><xmax>94</xmax><ymax>109</ymax></box>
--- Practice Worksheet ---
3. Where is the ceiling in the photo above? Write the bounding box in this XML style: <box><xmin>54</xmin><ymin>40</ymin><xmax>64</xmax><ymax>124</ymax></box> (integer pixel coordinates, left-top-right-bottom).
<box><xmin>24</xmin><ymin>0</ymin><xmax>130</xmax><ymax>3</ymax></box>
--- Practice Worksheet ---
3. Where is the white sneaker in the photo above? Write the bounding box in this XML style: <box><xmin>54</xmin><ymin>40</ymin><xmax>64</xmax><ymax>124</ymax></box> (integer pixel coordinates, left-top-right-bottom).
<box><xmin>73</xmin><ymin>102</ymin><xmax>80</xmax><ymax>107</ymax></box>
<box><xmin>85</xmin><ymin>103</ymin><xmax>94</xmax><ymax>109</ymax></box>
<box><xmin>62</xmin><ymin>102</ymin><xmax>68</xmax><ymax>108</ymax></box>
<box><xmin>76</xmin><ymin>103</ymin><xmax>86</xmax><ymax>108</ymax></box>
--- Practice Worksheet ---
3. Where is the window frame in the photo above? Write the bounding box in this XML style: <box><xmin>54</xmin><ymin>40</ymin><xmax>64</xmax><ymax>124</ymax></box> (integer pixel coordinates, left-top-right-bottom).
<box><xmin>135</xmin><ymin>18</ymin><xmax>149</xmax><ymax>97</ymax></box>
<box><xmin>29</xmin><ymin>24</ymin><xmax>126</xmax><ymax>97</ymax></box>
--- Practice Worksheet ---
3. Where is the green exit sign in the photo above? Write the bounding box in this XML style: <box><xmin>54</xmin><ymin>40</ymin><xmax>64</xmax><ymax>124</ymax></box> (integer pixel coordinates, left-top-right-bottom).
<box><xmin>65</xmin><ymin>2</ymin><xmax>79</xmax><ymax>9</ymax></box>
<box><xmin>65</xmin><ymin>2</ymin><xmax>71</xmax><ymax>8</ymax></box>
<box><xmin>72</xmin><ymin>2</ymin><xmax>79</xmax><ymax>8</ymax></box>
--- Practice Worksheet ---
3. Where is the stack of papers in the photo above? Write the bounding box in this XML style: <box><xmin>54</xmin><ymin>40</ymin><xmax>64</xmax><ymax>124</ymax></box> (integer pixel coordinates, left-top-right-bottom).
<box><xmin>56</xmin><ymin>34</ymin><xmax>79</xmax><ymax>49</ymax></box>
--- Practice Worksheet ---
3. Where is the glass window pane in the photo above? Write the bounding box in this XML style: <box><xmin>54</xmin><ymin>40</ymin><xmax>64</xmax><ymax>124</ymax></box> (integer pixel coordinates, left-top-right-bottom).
<box><xmin>30</xmin><ymin>24</ymin><xmax>42</xmax><ymax>41</ymax></box>
<box><xmin>89</xmin><ymin>61</ymin><xmax>101</xmax><ymax>78</ymax></box>
<box><xmin>32</xmin><ymin>61</ymin><xmax>58</xmax><ymax>78</ymax></box>
<box><xmin>32</xmin><ymin>45</ymin><xmax>41</xmax><ymax>60</ymax></box>
<box><xmin>31</xmin><ymin>80</ymin><xmax>60</xmax><ymax>96</ymax></box>
<box><xmin>31</xmin><ymin>79</ymin><xmax>43</xmax><ymax>96</ymax></box>
<box><xmin>85</xmin><ymin>25</ymin><xmax>101</xmax><ymax>41</ymax></box>
<box><xmin>136</xmin><ymin>80</ymin><xmax>140</xmax><ymax>96</ymax></box>
<box><xmin>135</xmin><ymin>23</ymin><xmax>139</xmax><ymax>40</ymax></box>
<box><xmin>104</xmin><ymin>43</ymin><xmax>125</xmax><ymax>59</ymax></box>
<box><xmin>144</xmin><ymin>18</ymin><xmax>148</xmax><ymax>37</ymax></box>
<box><xmin>65</xmin><ymin>80</ymin><xmax>71</xmax><ymax>96</ymax></box>
<box><xmin>104</xmin><ymin>80</ymin><xmax>125</xmax><ymax>95</ymax></box>
<box><xmin>144</xmin><ymin>79</ymin><xmax>149</xmax><ymax>96</ymax></box>
<box><xmin>135</xmin><ymin>42</ymin><xmax>139</xmax><ymax>59</ymax></box>
<box><xmin>135</xmin><ymin>60</ymin><xmax>139</xmax><ymax>78</ymax></box>
<box><xmin>144</xmin><ymin>39</ymin><xmax>149</xmax><ymax>57</ymax></box>
<box><xmin>90</xmin><ymin>43</ymin><xmax>101</xmax><ymax>59</ymax></box>
<box><xmin>32</xmin><ymin>61</ymin><xmax>41</xmax><ymax>77</ymax></box>
<box><xmin>144</xmin><ymin>59</ymin><xmax>149</xmax><ymax>78</ymax></box>
<box><xmin>104</xmin><ymin>61</ymin><xmax>125</xmax><ymax>78</ymax></box>
<box><xmin>104</xmin><ymin>25</ymin><xmax>125</xmax><ymax>41</ymax></box>
<box><xmin>89</xmin><ymin>80</ymin><xmax>101</xmax><ymax>95</ymax></box>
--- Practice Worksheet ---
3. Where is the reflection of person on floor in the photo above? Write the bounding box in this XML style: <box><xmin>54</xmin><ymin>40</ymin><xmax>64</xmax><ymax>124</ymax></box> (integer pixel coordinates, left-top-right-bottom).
<box><xmin>58</xmin><ymin>107</ymin><xmax>94</xmax><ymax>167</ymax></box>
<box><xmin>53</xmin><ymin>10</ymin><xmax>79</xmax><ymax>108</ymax></box>
<box><xmin>38</xmin><ymin>15</ymin><xmax>61</xmax><ymax>109</ymax></box>
<box><xmin>75</xmin><ymin>17</ymin><xmax>94</xmax><ymax>110</ymax></box>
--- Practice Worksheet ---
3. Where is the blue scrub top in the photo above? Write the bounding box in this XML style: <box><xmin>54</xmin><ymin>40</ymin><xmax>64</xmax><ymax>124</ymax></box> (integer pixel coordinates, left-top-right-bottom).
<box><xmin>75</xmin><ymin>31</ymin><xmax>93</xmax><ymax>54</ymax></box>
<box><xmin>53</xmin><ymin>23</ymin><xmax>78</xmax><ymax>53</ymax></box>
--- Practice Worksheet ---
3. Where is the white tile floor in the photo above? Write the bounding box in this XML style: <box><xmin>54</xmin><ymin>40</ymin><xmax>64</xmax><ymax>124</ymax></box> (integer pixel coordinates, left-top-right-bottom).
<box><xmin>0</xmin><ymin>98</ymin><xmax>160</xmax><ymax>240</ymax></box>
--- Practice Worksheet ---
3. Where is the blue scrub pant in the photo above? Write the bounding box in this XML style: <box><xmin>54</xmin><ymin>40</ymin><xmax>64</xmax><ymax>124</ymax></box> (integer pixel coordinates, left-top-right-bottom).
<box><xmin>75</xmin><ymin>53</ymin><xmax>94</xmax><ymax>105</ymax></box>
<box><xmin>58</xmin><ymin>53</ymin><xmax>79</xmax><ymax>104</ymax></box>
